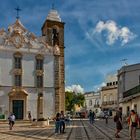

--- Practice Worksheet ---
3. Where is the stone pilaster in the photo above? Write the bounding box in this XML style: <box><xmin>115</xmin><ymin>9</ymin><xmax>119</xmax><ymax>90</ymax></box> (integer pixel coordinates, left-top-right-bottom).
<box><xmin>59</xmin><ymin>47</ymin><xmax>65</xmax><ymax>112</ymax></box>
<box><xmin>54</xmin><ymin>55</ymin><xmax>60</xmax><ymax>113</ymax></box>
<box><xmin>37</xmin><ymin>93</ymin><xmax>43</xmax><ymax>119</ymax></box>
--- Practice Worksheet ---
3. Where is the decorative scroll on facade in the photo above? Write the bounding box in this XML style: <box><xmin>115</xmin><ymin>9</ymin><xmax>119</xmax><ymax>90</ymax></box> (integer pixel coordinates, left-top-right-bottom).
<box><xmin>0</xmin><ymin>19</ymin><xmax>53</xmax><ymax>55</ymax></box>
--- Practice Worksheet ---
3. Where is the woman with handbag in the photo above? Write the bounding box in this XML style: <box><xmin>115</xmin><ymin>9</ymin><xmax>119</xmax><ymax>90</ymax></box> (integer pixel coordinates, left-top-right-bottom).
<box><xmin>128</xmin><ymin>110</ymin><xmax>139</xmax><ymax>140</ymax></box>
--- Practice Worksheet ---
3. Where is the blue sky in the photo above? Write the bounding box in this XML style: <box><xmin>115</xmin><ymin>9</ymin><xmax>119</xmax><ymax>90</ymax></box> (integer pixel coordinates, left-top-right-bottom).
<box><xmin>0</xmin><ymin>0</ymin><xmax>140</xmax><ymax>92</ymax></box>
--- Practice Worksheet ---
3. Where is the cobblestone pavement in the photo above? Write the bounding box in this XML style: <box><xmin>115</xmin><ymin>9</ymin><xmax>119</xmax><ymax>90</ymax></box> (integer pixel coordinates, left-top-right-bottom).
<box><xmin>0</xmin><ymin>119</ymin><xmax>140</xmax><ymax>140</ymax></box>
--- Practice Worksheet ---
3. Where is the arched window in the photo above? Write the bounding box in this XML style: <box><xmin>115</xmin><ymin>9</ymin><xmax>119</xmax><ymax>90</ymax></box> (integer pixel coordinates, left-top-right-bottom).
<box><xmin>35</xmin><ymin>54</ymin><xmax>44</xmax><ymax>88</ymax></box>
<box><xmin>52</xmin><ymin>28</ymin><xmax>59</xmax><ymax>46</ymax></box>
<box><xmin>89</xmin><ymin>100</ymin><xmax>92</xmax><ymax>106</ymax></box>
<box><xmin>13</xmin><ymin>52</ymin><xmax>22</xmax><ymax>87</ymax></box>
<box><xmin>95</xmin><ymin>99</ymin><xmax>99</xmax><ymax>105</ymax></box>
<box><xmin>110</xmin><ymin>94</ymin><xmax>113</xmax><ymax>101</ymax></box>
<box><xmin>36</xmin><ymin>54</ymin><xmax>44</xmax><ymax>70</ymax></box>
<box><xmin>14</xmin><ymin>52</ymin><xmax>22</xmax><ymax>69</ymax></box>
<box><xmin>104</xmin><ymin>95</ymin><xmax>107</xmax><ymax>102</ymax></box>
<box><xmin>36</xmin><ymin>76</ymin><xmax>43</xmax><ymax>88</ymax></box>
<box><xmin>15</xmin><ymin>75</ymin><xmax>22</xmax><ymax>86</ymax></box>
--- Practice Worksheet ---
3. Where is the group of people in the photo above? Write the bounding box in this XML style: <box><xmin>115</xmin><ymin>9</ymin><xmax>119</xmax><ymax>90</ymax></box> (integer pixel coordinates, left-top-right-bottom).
<box><xmin>7</xmin><ymin>108</ymin><xmax>140</xmax><ymax>140</ymax></box>
<box><xmin>114</xmin><ymin>107</ymin><xmax>140</xmax><ymax>140</ymax></box>
<box><xmin>54</xmin><ymin>111</ymin><xmax>67</xmax><ymax>134</ymax></box>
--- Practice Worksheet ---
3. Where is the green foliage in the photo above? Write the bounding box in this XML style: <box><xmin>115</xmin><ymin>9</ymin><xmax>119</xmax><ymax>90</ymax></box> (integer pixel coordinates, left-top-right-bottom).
<box><xmin>65</xmin><ymin>91</ymin><xmax>74</xmax><ymax>111</ymax></box>
<box><xmin>75</xmin><ymin>93</ymin><xmax>85</xmax><ymax>107</ymax></box>
<box><xmin>65</xmin><ymin>91</ymin><xmax>85</xmax><ymax>111</ymax></box>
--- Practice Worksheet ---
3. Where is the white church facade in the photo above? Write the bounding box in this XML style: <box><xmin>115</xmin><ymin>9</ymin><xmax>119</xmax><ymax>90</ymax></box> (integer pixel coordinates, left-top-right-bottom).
<box><xmin>0</xmin><ymin>9</ymin><xmax>65</xmax><ymax>120</ymax></box>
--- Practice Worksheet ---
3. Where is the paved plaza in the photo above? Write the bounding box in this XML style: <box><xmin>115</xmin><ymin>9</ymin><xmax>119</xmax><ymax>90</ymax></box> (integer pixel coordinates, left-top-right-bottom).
<box><xmin>0</xmin><ymin>119</ymin><xmax>140</xmax><ymax>140</ymax></box>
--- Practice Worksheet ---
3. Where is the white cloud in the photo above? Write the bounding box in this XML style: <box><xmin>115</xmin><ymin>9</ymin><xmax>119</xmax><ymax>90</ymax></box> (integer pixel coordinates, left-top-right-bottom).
<box><xmin>93</xmin><ymin>82</ymin><xmax>106</xmax><ymax>91</ymax></box>
<box><xmin>88</xmin><ymin>20</ymin><xmax>136</xmax><ymax>46</ymax></box>
<box><xmin>65</xmin><ymin>85</ymin><xmax>84</xmax><ymax>94</ymax></box>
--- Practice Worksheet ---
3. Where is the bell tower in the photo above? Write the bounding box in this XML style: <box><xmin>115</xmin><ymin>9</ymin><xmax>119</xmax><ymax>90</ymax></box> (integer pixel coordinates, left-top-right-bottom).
<box><xmin>41</xmin><ymin>9</ymin><xmax>65</xmax><ymax>113</ymax></box>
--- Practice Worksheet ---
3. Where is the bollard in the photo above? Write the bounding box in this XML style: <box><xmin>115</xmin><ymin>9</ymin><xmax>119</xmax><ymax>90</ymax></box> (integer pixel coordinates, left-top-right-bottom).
<box><xmin>47</xmin><ymin>118</ymin><xmax>50</xmax><ymax>125</ymax></box>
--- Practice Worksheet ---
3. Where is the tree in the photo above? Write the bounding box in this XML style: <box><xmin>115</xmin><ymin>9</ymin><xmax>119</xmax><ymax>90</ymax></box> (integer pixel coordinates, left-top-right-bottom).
<box><xmin>75</xmin><ymin>93</ymin><xmax>85</xmax><ymax>107</ymax></box>
<box><xmin>65</xmin><ymin>91</ymin><xmax>74</xmax><ymax>111</ymax></box>
<box><xmin>65</xmin><ymin>91</ymin><xmax>85</xmax><ymax>111</ymax></box>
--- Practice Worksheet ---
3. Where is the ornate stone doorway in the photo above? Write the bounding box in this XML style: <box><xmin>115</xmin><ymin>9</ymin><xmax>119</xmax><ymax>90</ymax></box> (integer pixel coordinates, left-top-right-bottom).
<box><xmin>9</xmin><ymin>88</ymin><xmax>28</xmax><ymax>120</ymax></box>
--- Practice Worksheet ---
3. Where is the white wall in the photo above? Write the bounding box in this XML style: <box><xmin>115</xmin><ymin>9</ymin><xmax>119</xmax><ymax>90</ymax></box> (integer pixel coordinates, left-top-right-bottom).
<box><xmin>0</xmin><ymin>87</ymin><xmax>11</xmax><ymax>118</ymax></box>
<box><xmin>22</xmin><ymin>54</ymin><xmax>35</xmax><ymax>86</ymax></box>
<box><xmin>44</xmin><ymin>55</ymin><xmax>54</xmax><ymax>88</ymax></box>
<box><xmin>118</xmin><ymin>64</ymin><xmax>140</xmax><ymax>102</ymax></box>
<box><xmin>0</xmin><ymin>51</ymin><xmax>54</xmax><ymax>88</ymax></box>
<box><xmin>43</xmin><ymin>88</ymin><xmax>55</xmax><ymax>118</ymax></box>
<box><xmin>26</xmin><ymin>88</ymin><xmax>38</xmax><ymax>119</ymax></box>
<box><xmin>125</xmin><ymin>70</ymin><xmax>140</xmax><ymax>91</ymax></box>
<box><xmin>0</xmin><ymin>52</ymin><xmax>13</xmax><ymax>86</ymax></box>
<box><xmin>118</xmin><ymin>64</ymin><xmax>140</xmax><ymax>93</ymax></box>
<box><xmin>0</xmin><ymin>50</ymin><xmax>55</xmax><ymax>119</ymax></box>
<box><xmin>121</xmin><ymin>96</ymin><xmax>140</xmax><ymax>116</ymax></box>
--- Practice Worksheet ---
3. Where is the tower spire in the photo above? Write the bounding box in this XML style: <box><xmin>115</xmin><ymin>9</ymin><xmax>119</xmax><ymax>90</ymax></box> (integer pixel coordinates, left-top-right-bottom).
<box><xmin>15</xmin><ymin>6</ymin><xmax>21</xmax><ymax>19</ymax></box>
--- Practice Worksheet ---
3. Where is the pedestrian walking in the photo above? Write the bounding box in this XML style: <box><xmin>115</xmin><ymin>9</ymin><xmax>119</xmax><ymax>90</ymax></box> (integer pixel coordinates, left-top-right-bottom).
<box><xmin>114</xmin><ymin>107</ymin><xmax>123</xmax><ymax>138</ymax></box>
<box><xmin>104</xmin><ymin>112</ymin><xmax>109</xmax><ymax>124</ymax></box>
<box><xmin>60</xmin><ymin>111</ymin><xmax>65</xmax><ymax>133</ymax></box>
<box><xmin>66</xmin><ymin>112</ymin><xmax>71</xmax><ymax>126</ymax></box>
<box><xmin>127</xmin><ymin>110</ymin><xmax>139</xmax><ymax>140</ymax></box>
<box><xmin>88</xmin><ymin>110</ymin><xmax>92</xmax><ymax>124</ymax></box>
<box><xmin>55</xmin><ymin>113</ymin><xmax>60</xmax><ymax>134</ymax></box>
<box><xmin>88</xmin><ymin>110</ymin><xmax>95</xmax><ymax>124</ymax></box>
<box><xmin>8</xmin><ymin>113</ymin><xmax>15</xmax><ymax>130</ymax></box>
<box><xmin>28</xmin><ymin>112</ymin><xmax>32</xmax><ymax>122</ymax></box>
<box><xmin>92</xmin><ymin>111</ymin><xmax>95</xmax><ymax>123</ymax></box>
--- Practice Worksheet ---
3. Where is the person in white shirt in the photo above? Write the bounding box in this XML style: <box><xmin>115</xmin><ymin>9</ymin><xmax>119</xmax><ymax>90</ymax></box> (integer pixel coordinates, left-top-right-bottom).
<box><xmin>8</xmin><ymin>113</ymin><xmax>15</xmax><ymax>130</ymax></box>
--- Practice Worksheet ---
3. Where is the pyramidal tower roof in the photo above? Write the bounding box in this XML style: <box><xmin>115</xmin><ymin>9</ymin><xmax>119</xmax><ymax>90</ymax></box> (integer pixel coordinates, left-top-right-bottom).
<box><xmin>47</xmin><ymin>9</ymin><xmax>61</xmax><ymax>22</ymax></box>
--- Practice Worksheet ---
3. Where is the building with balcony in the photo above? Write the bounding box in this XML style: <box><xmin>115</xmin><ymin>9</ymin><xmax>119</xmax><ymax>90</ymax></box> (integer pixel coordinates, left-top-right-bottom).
<box><xmin>0</xmin><ymin>8</ymin><xmax>65</xmax><ymax>120</ymax></box>
<box><xmin>101</xmin><ymin>74</ymin><xmax>118</xmax><ymax>116</ymax></box>
<box><xmin>118</xmin><ymin>63</ymin><xmax>140</xmax><ymax>116</ymax></box>
<box><xmin>84</xmin><ymin>91</ymin><xmax>101</xmax><ymax>113</ymax></box>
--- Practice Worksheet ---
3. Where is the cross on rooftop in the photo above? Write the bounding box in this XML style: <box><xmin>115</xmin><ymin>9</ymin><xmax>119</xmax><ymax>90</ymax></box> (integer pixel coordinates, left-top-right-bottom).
<box><xmin>15</xmin><ymin>6</ymin><xmax>21</xmax><ymax>19</ymax></box>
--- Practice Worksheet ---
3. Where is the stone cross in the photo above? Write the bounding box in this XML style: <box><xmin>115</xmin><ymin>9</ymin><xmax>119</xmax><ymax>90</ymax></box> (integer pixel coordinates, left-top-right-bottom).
<box><xmin>15</xmin><ymin>6</ymin><xmax>21</xmax><ymax>19</ymax></box>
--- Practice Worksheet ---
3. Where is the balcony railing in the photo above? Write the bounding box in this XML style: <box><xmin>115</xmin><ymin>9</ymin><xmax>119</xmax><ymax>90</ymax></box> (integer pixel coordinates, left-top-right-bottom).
<box><xmin>102</xmin><ymin>100</ymin><xmax>117</xmax><ymax>105</ymax></box>
<box><xmin>123</xmin><ymin>84</ymin><xmax>140</xmax><ymax>98</ymax></box>
<box><xmin>94</xmin><ymin>104</ymin><xmax>100</xmax><ymax>108</ymax></box>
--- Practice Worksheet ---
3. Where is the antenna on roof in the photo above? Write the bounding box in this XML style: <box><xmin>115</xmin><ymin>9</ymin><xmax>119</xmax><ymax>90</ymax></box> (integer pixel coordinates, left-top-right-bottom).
<box><xmin>15</xmin><ymin>6</ymin><xmax>22</xmax><ymax>19</ymax></box>
<box><xmin>121</xmin><ymin>59</ymin><xmax>128</xmax><ymax>66</ymax></box>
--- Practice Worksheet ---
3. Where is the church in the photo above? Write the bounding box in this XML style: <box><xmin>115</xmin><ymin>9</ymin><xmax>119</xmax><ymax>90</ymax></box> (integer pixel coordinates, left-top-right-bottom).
<box><xmin>0</xmin><ymin>8</ymin><xmax>65</xmax><ymax>120</ymax></box>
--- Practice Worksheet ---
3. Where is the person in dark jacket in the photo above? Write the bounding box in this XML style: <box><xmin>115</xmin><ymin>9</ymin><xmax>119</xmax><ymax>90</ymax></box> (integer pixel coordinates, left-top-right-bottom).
<box><xmin>88</xmin><ymin>110</ymin><xmax>95</xmax><ymax>124</ymax></box>
<box><xmin>55</xmin><ymin>113</ymin><xmax>60</xmax><ymax>134</ymax></box>
<box><xmin>115</xmin><ymin>107</ymin><xmax>123</xmax><ymax>138</ymax></box>
<box><xmin>60</xmin><ymin>111</ymin><xmax>65</xmax><ymax>133</ymax></box>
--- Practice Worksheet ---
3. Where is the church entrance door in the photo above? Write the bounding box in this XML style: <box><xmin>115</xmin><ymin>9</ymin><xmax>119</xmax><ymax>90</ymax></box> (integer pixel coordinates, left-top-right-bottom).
<box><xmin>13</xmin><ymin>100</ymin><xmax>24</xmax><ymax>120</ymax></box>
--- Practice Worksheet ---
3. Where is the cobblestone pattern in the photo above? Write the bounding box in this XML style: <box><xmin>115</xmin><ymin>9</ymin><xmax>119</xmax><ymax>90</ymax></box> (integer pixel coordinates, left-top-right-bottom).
<box><xmin>0</xmin><ymin>119</ymin><xmax>140</xmax><ymax>140</ymax></box>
